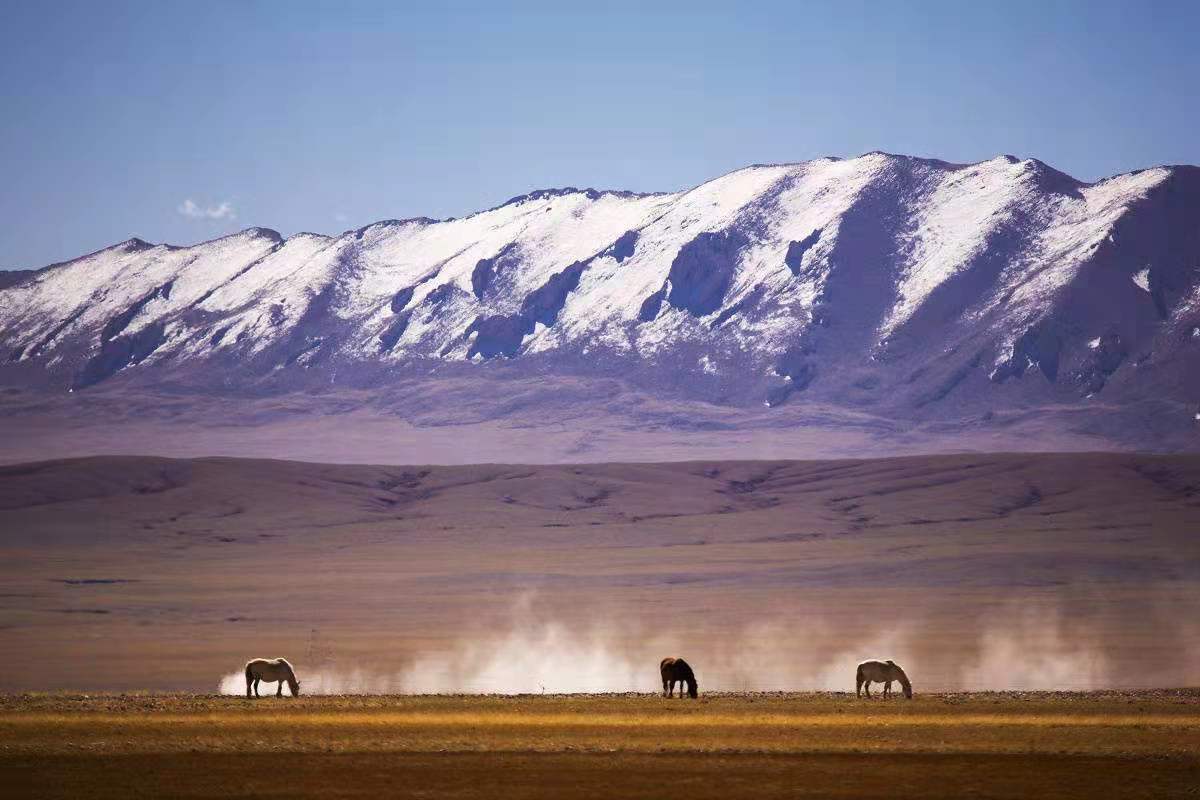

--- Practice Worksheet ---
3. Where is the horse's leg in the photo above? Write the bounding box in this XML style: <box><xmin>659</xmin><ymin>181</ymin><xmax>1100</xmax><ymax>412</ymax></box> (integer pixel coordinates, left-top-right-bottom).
<box><xmin>254</xmin><ymin>678</ymin><xmax>261</xmax><ymax>698</ymax></box>
<box><xmin>884</xmin><ymin>680</ymin><xmax>891</xmax><ymax>699</ymax></box>
<box><xmin>864</xmin><ymin>681</ymin><xmax>871</xmax><ymax>698</ymax></box>
<box><xmin>246</xmin><ymin>674</ymin><xmax>252</xmax><ymax>699</ymax></box>
<box><xmin>277</xmin><ymin>680</ymin><xmax>283</xmax><ymax>698</ymax></box>
<box><xmin>662</xmin><ymin>678</ymin><xmax>669</xmax><ymax>698</ymax></box>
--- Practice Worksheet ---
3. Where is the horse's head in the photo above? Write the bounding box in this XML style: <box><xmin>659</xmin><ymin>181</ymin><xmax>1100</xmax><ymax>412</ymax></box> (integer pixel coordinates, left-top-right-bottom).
<box><xmin>687</xmin><ymin>680</ymin><xmax>698</xmax><ymax>699</ymax></box>
<box><xmin>289</xmin><ymin>678</ymin><xmax>301</xmax><ymax>697</ymax></box>
<box><xmin>891</xmin><ymin>661</ymin><xmax>913</xmax><ymax>699</ymax></box>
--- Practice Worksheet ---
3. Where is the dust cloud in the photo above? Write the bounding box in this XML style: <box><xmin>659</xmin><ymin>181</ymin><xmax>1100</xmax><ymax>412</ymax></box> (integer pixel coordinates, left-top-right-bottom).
<box><xmin>219</xmin><ymin>595</ymin><xmax>1200</xmax><ymax>695</ymax></box>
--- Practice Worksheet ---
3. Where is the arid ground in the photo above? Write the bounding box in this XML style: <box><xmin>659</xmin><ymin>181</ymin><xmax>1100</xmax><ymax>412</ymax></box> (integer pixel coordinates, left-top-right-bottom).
<box><xmin>1</xmin><ymin>452</ymin><xmax>1198</xmax><ymax>693</ymax></box>
<box><xmin>2</xmin><ymin>692</ymin><xmax>1198</xmax><ymax>799</ymax></box>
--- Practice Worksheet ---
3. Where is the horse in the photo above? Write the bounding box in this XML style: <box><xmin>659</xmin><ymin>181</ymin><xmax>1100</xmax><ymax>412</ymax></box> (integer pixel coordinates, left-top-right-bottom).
<box><xmin>244</xmin><ymin>657</ymin><xmax>301</xmax><ymax>698</ymax></box>
<box><xmin>660</xmin><ymin>657</ymin><xmax>698</xmax><ymax>698</ymax></box>
<box><xmin>855</xmin><ymin>659</ymin><xmax>912</xmax><ymax>699</ymax></box>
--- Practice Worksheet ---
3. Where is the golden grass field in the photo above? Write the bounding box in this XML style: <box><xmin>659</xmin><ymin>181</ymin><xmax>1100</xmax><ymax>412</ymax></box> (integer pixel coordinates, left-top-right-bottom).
<box><xmin>2</xmin><ymin>691</ymin><xmax>1199</xmax><ymax>799</ymax></box>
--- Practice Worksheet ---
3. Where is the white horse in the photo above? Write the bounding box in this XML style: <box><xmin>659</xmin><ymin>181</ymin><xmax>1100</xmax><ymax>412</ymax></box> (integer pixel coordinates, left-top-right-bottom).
<box><xmin>244</xmin><ymin>657</ymin><xmax>301</xmax><ymax>698</ymax></box>
<box><xmin>856</xmin><ymin>659</ymin><xmax>912</xmax><ymax>699</ymax></box>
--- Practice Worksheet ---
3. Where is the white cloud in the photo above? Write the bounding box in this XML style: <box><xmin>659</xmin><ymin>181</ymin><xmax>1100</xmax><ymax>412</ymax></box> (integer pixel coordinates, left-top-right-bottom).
<box><xmin>177</xmin><ymin>198</ymin><xmax>236</xmax><ymax>221</ymax></box>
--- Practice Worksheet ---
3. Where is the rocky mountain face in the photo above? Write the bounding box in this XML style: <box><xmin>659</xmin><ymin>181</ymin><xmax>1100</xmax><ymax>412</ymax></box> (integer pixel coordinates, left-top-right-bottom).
<box><xmin>1</xmin><ymin>153</ymin><xmax>1198</xmax><ymax>451</ymax></box>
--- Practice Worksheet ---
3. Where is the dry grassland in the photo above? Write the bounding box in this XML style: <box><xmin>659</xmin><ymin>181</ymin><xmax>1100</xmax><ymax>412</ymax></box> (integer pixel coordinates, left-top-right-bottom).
<box><xmin>2</xmin><ymin>692</ymin><xmax>1198</xmax><ymax>799</ymax></box>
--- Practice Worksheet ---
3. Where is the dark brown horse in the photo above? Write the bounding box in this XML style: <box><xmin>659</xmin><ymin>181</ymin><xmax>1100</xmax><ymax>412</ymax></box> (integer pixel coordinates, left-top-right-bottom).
<box><xmin>660</xmin><ymin>657</ymin><xmax>698</xmax><ymax>698</ymax></box>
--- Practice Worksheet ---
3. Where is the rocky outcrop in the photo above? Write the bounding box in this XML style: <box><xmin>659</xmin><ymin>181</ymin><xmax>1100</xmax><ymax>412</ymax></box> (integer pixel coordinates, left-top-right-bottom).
<box><xmin>666</xmin><ymin>230</ymin><xmax>749</xmax><ymax>317</ymax></box>
<box><xmin>991</xmin><ymin>323</ymin><xmax>1065</xmax><ymax>383</ymax></box>
<box><xmin>784</xmin><ymin>229</ymin><xmax>822</xmax><ymax>277</ymax></box>
<box><xmin>75</xmin><ymin>322</ymin><xmax>166</xmax><ymax>389</ymax></box>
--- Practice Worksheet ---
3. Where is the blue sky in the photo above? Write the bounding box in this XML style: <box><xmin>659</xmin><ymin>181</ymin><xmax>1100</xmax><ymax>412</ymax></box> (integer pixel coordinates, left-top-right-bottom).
<box><xmin>2</xmin><ymin>0</ymin><xmax>1197</xmax><ymax>269</ymax></box>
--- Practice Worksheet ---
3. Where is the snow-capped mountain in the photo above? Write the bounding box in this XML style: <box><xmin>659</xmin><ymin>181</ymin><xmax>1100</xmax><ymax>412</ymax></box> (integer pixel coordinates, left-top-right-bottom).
<box><xmin>2</xmin><ymin>153</ymin><xmax>1198</xmax><ymax>451</ymax></box>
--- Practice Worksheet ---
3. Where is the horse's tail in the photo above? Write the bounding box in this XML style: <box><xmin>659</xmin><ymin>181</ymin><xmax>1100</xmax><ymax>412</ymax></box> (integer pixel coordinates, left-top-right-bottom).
<box><xmin>244</xmin><ymin>662</ymin><xmax>253</xmax><ymax>697</ymax></box>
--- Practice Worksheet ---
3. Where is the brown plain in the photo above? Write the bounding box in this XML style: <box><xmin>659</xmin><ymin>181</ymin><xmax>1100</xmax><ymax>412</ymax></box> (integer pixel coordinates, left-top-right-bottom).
<box><xmin>1</xmin><ymin>452</ymin><xmax>1198</xmax><ymax>691</ymax></box>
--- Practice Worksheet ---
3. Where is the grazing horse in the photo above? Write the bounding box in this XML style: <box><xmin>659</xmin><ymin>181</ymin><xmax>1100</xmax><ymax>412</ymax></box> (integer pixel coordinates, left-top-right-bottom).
<box><xmin>856</xmin><ymin>659</ymin><xmax>912</xmax><ymax>699</ymax></box>
<box><xmin>244</xmin><ymin>658</ymin><xmax>301</xmax><ymax>698</ymax></box>
<box><xmin>660</xmin><ymin>657</ymin><xmax>698</xmax><ymax>698</ymax></box>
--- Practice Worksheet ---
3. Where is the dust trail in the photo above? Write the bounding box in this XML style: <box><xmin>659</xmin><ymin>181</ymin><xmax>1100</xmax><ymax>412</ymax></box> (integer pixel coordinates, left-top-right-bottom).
<box><xmin>220</xmin><ymin>594</ymin><xmax>671</xmax><ymax>695</ymax></box>
<box><xmin>696</xmin><ymin>618</ymin><xmax>920</xmax><ymax>693</ymax></box>
<box><xmin>213</xmin><ymin>616</ymin><xmax>912</xmax><ymax>696</ymax></box>
<box><xmin>219</xmin><ymin>595</ymin><xmax>1200</xmax><ymax>695</ymax></box>
<box><xmin>958</xmin><ymin>604</ymin><xmax>1109</xmax><ymax>690</ymax></box>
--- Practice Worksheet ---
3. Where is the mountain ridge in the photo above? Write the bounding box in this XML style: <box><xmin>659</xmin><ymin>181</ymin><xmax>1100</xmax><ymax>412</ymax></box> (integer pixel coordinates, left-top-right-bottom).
<box><xmin>8</xmin><ymin>152</ymin><xmax>1190</xmax><ymax>272</ymax></box>
<box><xmin>2</xmin><ymin>151</ymin><xmax>1197</xmax><ymax>455</ymax></box>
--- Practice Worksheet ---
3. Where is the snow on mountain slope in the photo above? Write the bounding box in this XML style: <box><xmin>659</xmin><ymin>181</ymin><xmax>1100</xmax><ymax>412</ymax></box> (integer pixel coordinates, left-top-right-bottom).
<box><xmin>883</xmin><ymin>156</ymin><xmax>1040</xmax><ymax>338</ymax></box>
<box><xmin>995</xmin><ymin>167</ymin><xmax>1171</xmax><ymax>322</ymax></box>
<box><xmin>0</xmin><ymin>153</ymin><xmax>1197</xmax><ymax>447</ymax></box>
